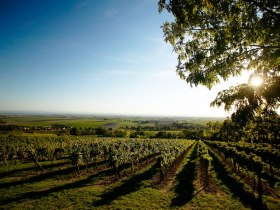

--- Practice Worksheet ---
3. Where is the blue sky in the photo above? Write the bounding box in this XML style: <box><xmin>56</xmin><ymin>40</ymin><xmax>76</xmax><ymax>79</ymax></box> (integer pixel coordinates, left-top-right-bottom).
<box><xmin>0</xmin><ymin>0</ymin><xmax>249</xmax><ymax>117</ymax></box>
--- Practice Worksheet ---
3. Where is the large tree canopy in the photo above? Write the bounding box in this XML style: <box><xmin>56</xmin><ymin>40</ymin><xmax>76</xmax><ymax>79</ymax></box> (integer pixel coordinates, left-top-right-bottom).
<box><xmin>159</xmin><ymin>0</ymin><xmax>280</xmax><ymax>123</ymax></box>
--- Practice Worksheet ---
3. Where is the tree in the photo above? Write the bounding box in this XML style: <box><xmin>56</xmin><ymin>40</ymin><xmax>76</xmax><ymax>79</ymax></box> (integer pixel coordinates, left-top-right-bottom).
<box><xmin>95</xmin><ymin>127</ymin><xmax>107</xmax><ymax>136</ymax></box>
<box><xmin>158</xmin><ymin>0</ymin><xmax>280</xmax><ymax>124</ymax></box>
<box><xmin>214</xmin><ymin>118</ymin><xmax>246</xmax><ymax>141</ymax></box>
<box><xmin>215</xmin><ymin>114</ymin><xmax>280</xmax><ymax>143</ymax></box>
<box><xmin>70</xmin><ymin>127</ymin><xmax>81</xmax><ymax>136</ymax></box>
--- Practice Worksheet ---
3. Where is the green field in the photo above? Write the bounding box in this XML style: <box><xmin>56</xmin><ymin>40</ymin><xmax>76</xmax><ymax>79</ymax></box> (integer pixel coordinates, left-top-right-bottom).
<box><xmin>0</xmin><ymin>115</ymin><xmax>112</xmax><ymax>128</ymax></box>
<box><xmin>0</xmin><ymin>114</ymin><xmax>223</xmax><ymax>128</ymax></box>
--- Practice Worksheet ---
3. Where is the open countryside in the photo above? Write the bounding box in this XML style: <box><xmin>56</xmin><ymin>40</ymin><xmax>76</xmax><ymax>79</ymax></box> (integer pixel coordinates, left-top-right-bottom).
<box><xmin>0</xmin><ymin>115</ymin><xmax>279</xmax><ymax>209</ymax></box>
<box><xmin>1</xmin><ymin>0</ymin><xmax>279</xmax><ymax>209</ymax></box>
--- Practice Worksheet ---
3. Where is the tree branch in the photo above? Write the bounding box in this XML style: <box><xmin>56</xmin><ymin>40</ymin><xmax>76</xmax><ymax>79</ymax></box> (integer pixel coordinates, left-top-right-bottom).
<box><xmin>246</xmin><ymin>0</ymin><xmax>280</xmax><ymax>18</ymax></box>
<box><xmin>249</xmin><ymin>45</ymin><xmax>280</xmax><ymax>49</ymax></box>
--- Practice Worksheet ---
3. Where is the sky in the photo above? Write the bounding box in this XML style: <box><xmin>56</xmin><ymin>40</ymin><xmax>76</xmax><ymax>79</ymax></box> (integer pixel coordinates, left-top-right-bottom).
<box><xmin>0</xmin><ymin>0</ymin><xmax>250</xmax><ymax>117</ymax></box>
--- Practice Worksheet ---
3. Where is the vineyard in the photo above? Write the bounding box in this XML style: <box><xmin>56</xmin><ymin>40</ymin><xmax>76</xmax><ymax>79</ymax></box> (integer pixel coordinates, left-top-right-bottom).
<box><xmin>0</xmin><ymin>136</ymin><xmax>279</xmax><ymax>209</ymax></box>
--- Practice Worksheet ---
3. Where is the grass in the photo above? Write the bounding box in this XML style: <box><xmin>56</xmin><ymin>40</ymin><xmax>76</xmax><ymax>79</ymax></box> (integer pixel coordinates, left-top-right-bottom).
<box><xmin>93</xmin><ymin>162</ymin><xmax>167</xmax><ymax>209</ymax></box>
<box><xmin>181</xmin><ymin>191</ymin><xmax>250</xmax><ymax>210</ymax></box>
<box><xmin>94</xmin><ymin>187</ymin><xmax>170</xmax><ymax>210</ymax></box>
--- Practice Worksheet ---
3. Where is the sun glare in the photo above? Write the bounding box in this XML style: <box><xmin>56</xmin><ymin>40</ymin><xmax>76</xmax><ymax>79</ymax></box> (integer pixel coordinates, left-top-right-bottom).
<box><xmin>250</xmin><ymin>76</ymin><xmax>263</xmax><ymax>87</ymax></box>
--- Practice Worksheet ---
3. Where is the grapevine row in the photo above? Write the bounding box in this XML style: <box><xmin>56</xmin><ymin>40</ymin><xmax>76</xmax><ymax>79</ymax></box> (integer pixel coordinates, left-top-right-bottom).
<box><xmin>206</xmin><ymin>141</ymin><xmax>274</xmax><ymax>178</ymax></box>
<box><xmin>226</xmin><ymin>141</ymin><xmax>280</xmax><ymax>169</ymax></box>
<box><xmin>0</xmin><ymin>136</ymin><xmax>195</xmax><ymax>179</ymax></box>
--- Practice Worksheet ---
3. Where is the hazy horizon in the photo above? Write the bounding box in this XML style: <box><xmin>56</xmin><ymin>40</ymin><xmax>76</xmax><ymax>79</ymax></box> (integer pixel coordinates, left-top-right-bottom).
<box><xmin>0</xmin><ymin>110</ymin><xmax>226</xmax><ymax>119</ymax></box>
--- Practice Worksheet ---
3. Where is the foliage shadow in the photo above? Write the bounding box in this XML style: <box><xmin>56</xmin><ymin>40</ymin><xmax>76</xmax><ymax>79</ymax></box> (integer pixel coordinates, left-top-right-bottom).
<box><xmin>93</xmin><ymin>163</ymin><xmax>158</xmax><ymax>207</ymax></box>
<box><xmin>0</xmin><ymin>167</ymin><xmax>113</xmax><ymax>206</ymax></box>
<box><xmin>0</xmin><ymin>160</ymin><xmax>107</xmax><ymax>189</ymax></box>
<box><xmin>0</xmin><ymin>160</ymin><xmax>68</xmax><ymax>179</ymax></box>
<box><xmin>170</xmin><ymin>143</ymin><xmax>197</xmax><ymax>207</ymax></box>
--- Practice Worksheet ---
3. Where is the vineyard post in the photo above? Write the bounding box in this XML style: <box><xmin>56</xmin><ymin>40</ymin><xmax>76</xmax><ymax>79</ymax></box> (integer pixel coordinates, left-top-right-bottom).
<box><xmin>75</xmin><ymin>162</ymin><xmax>80</xmax><ymax>174</ymax></box>
<box><xmin>131</xmin><ymin>160</ymin><xmax>134</xmax><ymax>172</ymax></box>
<box><xmin>157</xmin><ymin>157</ymin><xmax>164</xmax><ymax>182</ymax></box>
<box><xmin>29</xmin><ymin>151</ymin><xmax>45</xmax><ymax>173</ymax></box>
